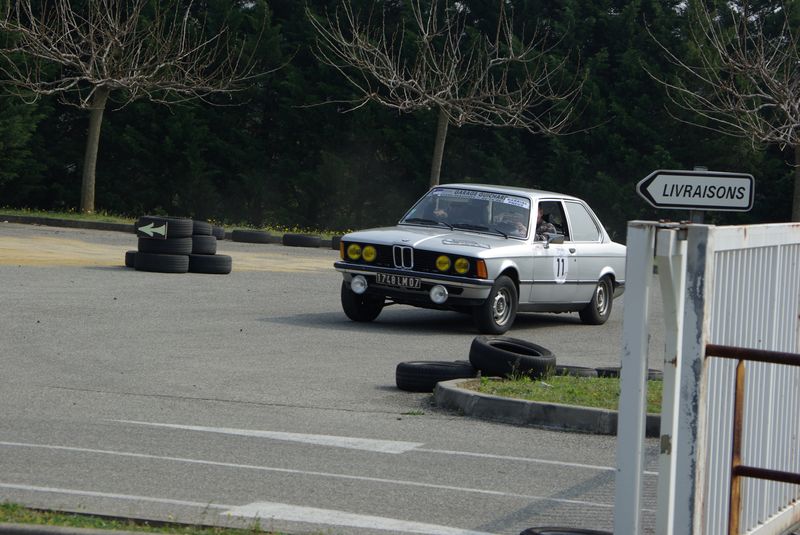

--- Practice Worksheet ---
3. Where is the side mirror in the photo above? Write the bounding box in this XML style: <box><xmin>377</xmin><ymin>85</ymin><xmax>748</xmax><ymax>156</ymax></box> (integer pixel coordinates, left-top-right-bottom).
<box><xmin>542</xmin><ymin>233</ymin><xmax>564</xmax><ymax>248</ymax></box>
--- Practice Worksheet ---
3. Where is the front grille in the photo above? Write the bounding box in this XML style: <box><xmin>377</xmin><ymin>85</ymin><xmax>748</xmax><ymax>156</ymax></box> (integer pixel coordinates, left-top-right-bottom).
<box><xmin>341</xmin><ymin>241</ymin><xmax>481</xmax><ymax>278</ymax></box>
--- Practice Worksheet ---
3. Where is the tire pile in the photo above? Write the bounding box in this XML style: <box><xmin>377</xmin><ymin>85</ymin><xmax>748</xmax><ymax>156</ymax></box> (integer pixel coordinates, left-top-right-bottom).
<box><xmin>395</xmin><ymin>335</ymin><xmax>663</xmax><ymax>392</ymax></box>
<box><xmin>125</xmin><ymin>215</ymin><xmax>232</xmax><ymax>274</ymax></box>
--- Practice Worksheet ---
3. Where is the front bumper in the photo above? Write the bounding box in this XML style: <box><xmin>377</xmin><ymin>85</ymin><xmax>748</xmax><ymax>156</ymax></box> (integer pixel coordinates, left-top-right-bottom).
<box><xmin>334</xmin><ymin>261</ymin><xmax>494</xmax><ymax>307</ymax></box>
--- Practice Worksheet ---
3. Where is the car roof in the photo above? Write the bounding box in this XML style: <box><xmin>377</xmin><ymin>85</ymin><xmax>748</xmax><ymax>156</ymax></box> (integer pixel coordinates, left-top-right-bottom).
<box><xmin>434</xmin><ymin>183</ymin><xmax>582</xmax><ymax>202</ymax></box>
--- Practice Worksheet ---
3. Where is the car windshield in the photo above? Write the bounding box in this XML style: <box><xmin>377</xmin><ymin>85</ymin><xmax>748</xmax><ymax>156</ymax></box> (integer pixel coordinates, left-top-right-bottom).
<box><xmin>400</xmin><ymin>187</ymin><xmax>531</xmax><ymax>238</ymax></box>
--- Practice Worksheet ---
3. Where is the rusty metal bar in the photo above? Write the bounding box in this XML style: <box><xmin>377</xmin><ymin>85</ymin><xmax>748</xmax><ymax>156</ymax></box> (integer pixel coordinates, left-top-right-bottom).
<box><xmin>728</xmin><ymin>360</ymin><xmax>746</xmax><ymax>535</ymax></box>
<box><xmin>733</xmin><ymin>466</ymin><xmax>800</xmax><ymax>486</ymax></box>
<box><xmin>707</xmin><ymin>345</ymin><xmax>800</xmax><ymax>535</ymax></box>
<box><xmin>705</xmin><ymin>344</ymin><xmax>800</xmax><ymax>366</ymax></box>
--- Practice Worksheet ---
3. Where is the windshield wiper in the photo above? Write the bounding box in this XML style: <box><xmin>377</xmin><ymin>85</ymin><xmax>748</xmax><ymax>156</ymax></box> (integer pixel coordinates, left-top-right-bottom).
<box><xmin>452</xmin><ymin>223</ymin><xmax>489</xmax><ymax>232</ymax></box>
<box><xmin>403</xmin><ymin>217</ymin><xmax>453</xmax><ymax>230</ymax></box>
<box><xmin>488</xmin><ymin>227</ymin><xmax>509</xmax><ymax>238</ymax></box>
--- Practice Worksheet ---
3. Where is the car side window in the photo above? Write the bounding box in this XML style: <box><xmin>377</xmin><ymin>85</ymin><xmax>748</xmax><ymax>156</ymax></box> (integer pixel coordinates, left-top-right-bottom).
<box><xmin>537</xmin><ymin>201</ymin><xmax>569</xmax><ymax>241</ymax></box>
<box><xmin>564</xmin><ymin>201</ymin><xmax>601</xmax><ymax>242</ymax></box>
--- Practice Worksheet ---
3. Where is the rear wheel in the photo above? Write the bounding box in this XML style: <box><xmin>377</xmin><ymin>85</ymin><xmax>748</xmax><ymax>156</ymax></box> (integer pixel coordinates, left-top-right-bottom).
<box><xmin>579</xmin><ymin>276</ymin><xmax>613</xmax><ymax>325</ymax></box>
<box><xmin>340</xmin><ymin>281</ymin><xmax>384</xmax><ymax>322</ymax></box>
<box><xmin>472</xmin><ymin>275</ymin><xmax>517</xmax><ymax>334</ymax></box>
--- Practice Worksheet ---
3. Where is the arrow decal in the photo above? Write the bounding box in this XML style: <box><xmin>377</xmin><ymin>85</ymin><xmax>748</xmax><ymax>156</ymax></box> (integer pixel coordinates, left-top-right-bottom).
<box><xmin>137</xmin><ymin>223</ymin><xmax>167</xmax><ymax>238</ymax></box>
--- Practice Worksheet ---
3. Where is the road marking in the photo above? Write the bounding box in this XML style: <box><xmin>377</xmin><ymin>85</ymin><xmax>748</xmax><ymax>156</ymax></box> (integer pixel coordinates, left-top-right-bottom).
<box><xmin>0</xmin><ymin>483</ymin><xmax>492</xmax><ymax>535</ymax></box>
<box><xmin>223</xmin><ymin>502</ymin><xmax>494</xmax><ymax>535</ymax></box>
<box><xmin>112</xmin><ymin>420</ymin><xmax>423</xmax><ymax>454</ymax></box>
<box><xmin>0</xmin><ymin>441</ymin><xmax>616</xmax><ymax>509</ymax></box>
<box><xmin>111</xmin><ymin>420</ymin><xmax>658</xmax><ymax>476</ymax></box>
<box><xmin>416</xmin><ymin>448</ymin><xmax>659</xmax><ymax>477</ymax></box>
<box><xmin>0</xmin><ymin>482</ymin><xmax>230</xmax><ymax>509</ymax></box>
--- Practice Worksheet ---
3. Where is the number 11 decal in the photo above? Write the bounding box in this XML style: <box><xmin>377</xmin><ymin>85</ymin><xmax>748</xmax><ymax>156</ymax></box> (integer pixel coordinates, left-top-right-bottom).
<box><xmin>553</xmin><ymin>252</ymin><xmax>568</xmax><ymax>284</ymax></box>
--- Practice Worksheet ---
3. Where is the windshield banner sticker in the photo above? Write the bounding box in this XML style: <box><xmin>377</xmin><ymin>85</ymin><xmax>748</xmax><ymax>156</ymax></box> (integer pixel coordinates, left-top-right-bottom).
<box><xmin>431</xmin><ymin>188</ymin><xmax>531</xmax><ymax>209</ymax></box>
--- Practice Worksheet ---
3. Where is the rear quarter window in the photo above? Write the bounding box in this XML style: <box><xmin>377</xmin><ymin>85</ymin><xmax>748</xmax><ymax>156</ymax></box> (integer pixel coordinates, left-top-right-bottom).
<box><xmin>565</xmin><ymin>201</ymin><xmax>601</xmax><ymax>242</ymax></box>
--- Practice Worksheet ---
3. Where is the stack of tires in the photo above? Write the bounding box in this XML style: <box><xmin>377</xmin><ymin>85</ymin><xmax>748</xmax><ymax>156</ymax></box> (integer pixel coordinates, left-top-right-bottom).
<box><xmin>124</xmin><ymin>216</ymin><xmax>232</xmax><ymax>275</ymax></box>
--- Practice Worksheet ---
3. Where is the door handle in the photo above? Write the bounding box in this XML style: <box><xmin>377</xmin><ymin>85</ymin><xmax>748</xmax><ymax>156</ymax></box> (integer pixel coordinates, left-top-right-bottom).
<box><xmin>569</xmin><ymin>248</ymin><xmax>576</xmax><ymax>254</ymax></box>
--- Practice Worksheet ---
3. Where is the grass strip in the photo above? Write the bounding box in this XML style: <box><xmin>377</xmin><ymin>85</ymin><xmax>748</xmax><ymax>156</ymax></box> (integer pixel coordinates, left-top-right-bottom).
<box><xmin>0</xmin><ymin>504</ymin><xmax>283</xmax><ymax>535</ymax></box>
<box><xmin>468</xmin><ymin>375</ymin><xmax>663</xmax><ymax>414</ymax></box>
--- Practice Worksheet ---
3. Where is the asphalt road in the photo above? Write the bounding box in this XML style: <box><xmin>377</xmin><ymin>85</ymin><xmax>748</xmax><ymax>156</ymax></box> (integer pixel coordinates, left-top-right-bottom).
<box><xmin>0</xmin><ymin>222</ymin><xmax>663</xmax><ymax>535</ymax></box>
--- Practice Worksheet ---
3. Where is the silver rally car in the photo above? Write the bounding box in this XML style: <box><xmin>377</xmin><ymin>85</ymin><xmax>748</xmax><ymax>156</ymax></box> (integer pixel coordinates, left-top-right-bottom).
<box><xmin>334</xmin><ymin>184</ymin><xmax>626</xmax><ymax>334</ymax></box>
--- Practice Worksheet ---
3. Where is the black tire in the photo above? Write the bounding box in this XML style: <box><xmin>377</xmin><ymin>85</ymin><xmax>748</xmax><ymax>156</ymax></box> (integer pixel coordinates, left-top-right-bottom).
<box><xmin>124</xmin><ymin>250</ymin><xmax>136</xmax><ymax>268</ymax></box>
<box><xmin>331</xmin><ymin>235</ymin><xmax>342</xmax><ymax>250</ymax></box>
<box><xmin>579</xmin><ymin>276</ymin><xmax>613</xmax><ymax>325</ymax></box>
<box><xmin>595</xmin><ymin>366</ymin><xmax>664</xmax><ymax>381</ymax></box>
<box><xmin>340</xmin><ymin>281</ymin><xmax>384</xmax><ymax>322</ymax></box>
<box><xmin>135</xmin><ymin>215</ymin><xmax>193</xmax><ymax>239</ymax></box>
<box><xmin>472</xmin><ymin>275</ymin><xmax>518</xmax><ymax>334</ymax></box>
<box><xmin>188</xmin><ymin>254</ymin><xmax>232</xmax><ymax>274</ymax></box>
<box><xmin>282</xmin><ymin>233</ymin><xmax>322</xmax><ymax>248</ymax></box>
<box><xmin>469</xmin><ymin>336</ymin><xmax>555</xmax><ymax>378</ymax></box>
<box><xmin>133</xmin><ymin>252</ymin><xmax>189</xmax><ymax>273</ymax></box>
<box><xmin>396</xmin><ymin>361</ymin><xmax>477</xmax><ymax>392</ymax></box>
<box><xmin>192</xmin><ymin>220</ymin><xmax>213</xmax><ymax>236</ymax></box>
<box><xmin>191</xmin><ymin>235</ymin><xmax>217</xmax><ymax>255</ymax></box>
<box><xmin>137</xmin><ymin>237</ymin><xmax>193</xmax><ymax>255</ymax></box>
<box><xmin>552</xmin><ymin>365</ymin><xmax>598</xmax><ymax>378</ymax></box>
<box><xmin>212</xmin><ymin>226</ymin><xmax>226</xmax><ymax>240</ymax></box>
<box><xmin>520</xmin><ymin>528</ymin><xmax>612</xmax><ymax>535</ymax></box>
<box><xmin>231</xmin><ymin>229</ymin><xmax>274</xmax><ymax>244</ymax></box>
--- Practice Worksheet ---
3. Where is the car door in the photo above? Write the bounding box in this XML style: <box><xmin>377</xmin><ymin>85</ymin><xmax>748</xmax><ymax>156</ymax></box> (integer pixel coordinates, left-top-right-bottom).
<box><xmin>529</xmin><ymin>200</ymin><xmax>579</xmax><ymax>304</ymax></box>
<box><xmin>563</xmin><ymin>200</ymin><xmax>606</xmax><ymax>303</ymax></box>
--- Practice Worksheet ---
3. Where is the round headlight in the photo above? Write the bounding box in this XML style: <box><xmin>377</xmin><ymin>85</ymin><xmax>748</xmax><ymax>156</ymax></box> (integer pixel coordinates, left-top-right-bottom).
<box><xmin>362</xmin><ymin>245</ymin><xmax>377</xmax><ymax>262</ymax></box>
<box><xmin>436</xmin><ymin>255</ymin><xmax>451</xmax><ymax>272</ymax></box>
<box><xmin>347</xmin><ymin>243</ymin><xmax>362</xmax><ymax>260</ymax></box>
<box><xmin>454</xmin><ymin>258</ymin><xmax>470</xmax><ymax>274</ymax></box>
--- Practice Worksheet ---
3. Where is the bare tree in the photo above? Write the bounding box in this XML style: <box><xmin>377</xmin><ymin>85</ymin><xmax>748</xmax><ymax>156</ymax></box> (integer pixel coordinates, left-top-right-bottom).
<box><xmin>307</xmin><ymin>0</ymin><xmax>583</xmax><ymax>186</ymax></box>
<box><xmin>648</xmin><ymin>1</ymin><xmax>800</xmax><ymax>220</ymax></box>
<box><xmin>0</xmin><ymin>0</ymin><xmax>265</xmax><ymax>213</ymax></box>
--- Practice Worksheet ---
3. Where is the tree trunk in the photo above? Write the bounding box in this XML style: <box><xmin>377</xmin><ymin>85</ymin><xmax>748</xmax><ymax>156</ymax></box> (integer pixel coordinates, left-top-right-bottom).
<box><xmin>80</xmin><ymin>86</ymin><xmax>110</xmax><ymax>213</ymax></box>
<box><xmin>794</xmin><ymin>144</ymin><xmax>800</xmax><ymax>222</ymax></box>
<box><xmin>429</xmin><ymin>107</ymin><xmax>449</xmax><ymax>187</ymax></box>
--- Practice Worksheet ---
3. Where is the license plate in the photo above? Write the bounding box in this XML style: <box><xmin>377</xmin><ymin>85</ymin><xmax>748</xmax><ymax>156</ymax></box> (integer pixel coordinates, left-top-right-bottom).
<box><xmin>375</xmin><ymin>272</ymin><xmax>421</xmax><ymax>289</ymax></box>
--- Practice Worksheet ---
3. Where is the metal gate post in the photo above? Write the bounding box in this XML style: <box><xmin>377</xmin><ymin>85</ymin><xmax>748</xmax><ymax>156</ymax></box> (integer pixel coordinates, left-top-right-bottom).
<box><xmin>654</xmin><ymin>226</ymin><xmax>687</xmax><ymax>535</ymax></box>
<box><xmin>673</xmin><ymin>224</ymin><xmax>715</xmax><ymax>534</ymax></box>
<box><xmin>614</xmin><ymin>221</ymin><xmax>657</xmax><ymax>535</ymax></box>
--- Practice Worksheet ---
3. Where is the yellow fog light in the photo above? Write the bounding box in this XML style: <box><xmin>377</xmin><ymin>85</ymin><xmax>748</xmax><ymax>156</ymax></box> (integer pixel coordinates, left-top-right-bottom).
<box><xmin>454</xmin><ymin>258</ymin><xmax>470</xmax><ymax>274</ymax></box>
<box><xmin>347</xmin><ymin>243</ymin><xmax>362</xmax><ymax>260</ymax></box>
<box><xmin>436</xmin><ymin>255</ymin><xmax>451</xmax><ymax>272</ymax></box>
<box><xmin>363</xmin><ymin>245</ymin><xmax>377</xmax><ymax>262</ymax></box>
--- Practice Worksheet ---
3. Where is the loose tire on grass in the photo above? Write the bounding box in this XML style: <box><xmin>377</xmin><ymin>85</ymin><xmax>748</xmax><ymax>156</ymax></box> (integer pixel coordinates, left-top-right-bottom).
<box><xmin>134</xmin><ymin>252</ymin><xmax>189</xmax><ymax>273</ymax></box>
<box><xmin>553</xmin><ymin>365</ymin><xmax>598</xmax><ymax>378</ymax></box>
<box><xmin>282</xmin><ymin>233</ymin><xmax>322</xmax><ymax>248</ymax></box>
<box><xmin>231</xmin><ymin>229</ymin><xmax>274</xmax><ymax>244</ymax></box>
<box><xmin>188</xmin><ymin>254</ymin><xmax>232</xmax><ymax>274</ymax></box>
<box><xmin>192</xmin><ymin>220</ymin><xmax>213</xmax><ymax>236</ymax></box>
<box><xmin>212</xmin><ymin>226</ymin><xmax>225</xmax><ymax>240</ymax></box>
<box><xmin>124</xmin><ymin>250</ymin><xmax>136</xmax><ymax>268</ymax></box>
<box><xmin>135</xmin><ymin>215</ymin><xmax>193</xmax><ymax>239</ymax></box>
<box><xmin>396</xmin><ymin>361</ymin><xmax>476</xmax><ymax>392</ymax></box>
<box><xmin>191</xmin><ymin>235</ymin><xmax>217</xmax><ymax>255</ymax></box>
<box><xmin>469</xmin><ymin>336</ymin><xmax>555</xmax><ymax>379</ymax></box>
<box><xmin>137</xmin><ymin>237</ymin><xmax>193</xmax><ymax>255</ymax></box>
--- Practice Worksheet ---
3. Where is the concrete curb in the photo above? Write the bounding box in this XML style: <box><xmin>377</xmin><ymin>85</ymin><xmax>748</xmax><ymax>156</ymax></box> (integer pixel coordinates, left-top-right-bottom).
<box><xmin>434</xmin><ymin>378</ymin><xmax>661</xmax><ymax>437</ymax></box>
<box><xmin>0</xmin><ymin>524</ymin><xmax>142</xmax><ymax>535</ymax></box>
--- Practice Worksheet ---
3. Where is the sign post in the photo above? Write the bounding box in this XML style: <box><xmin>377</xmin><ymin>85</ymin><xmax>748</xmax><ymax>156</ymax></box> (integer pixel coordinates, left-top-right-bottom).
<box><xmin>637</xmin><ymin>169</ymin><xmax>754</xmax><ymax>213</ymax></box>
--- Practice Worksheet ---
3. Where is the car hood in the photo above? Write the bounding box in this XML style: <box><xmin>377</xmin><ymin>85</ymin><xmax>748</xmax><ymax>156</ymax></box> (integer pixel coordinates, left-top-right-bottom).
<box><xmin>342</xmin><ymin>225</ymin><xmax>521</xmax><ymax>255</ymax></box>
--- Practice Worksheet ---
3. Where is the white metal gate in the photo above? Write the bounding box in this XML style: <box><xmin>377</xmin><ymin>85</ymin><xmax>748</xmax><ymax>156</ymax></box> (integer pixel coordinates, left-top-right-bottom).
<box><xmin>613</xmin><ymin>222</ymin><xmax>800</xmax><ymax>535</ymax></box>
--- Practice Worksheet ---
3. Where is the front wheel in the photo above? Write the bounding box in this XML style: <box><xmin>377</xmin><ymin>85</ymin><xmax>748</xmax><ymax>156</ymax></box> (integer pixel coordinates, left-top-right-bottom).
<box><xmin>472</xmin><ymin>275</ymin><xmax>518</xmax><ymax>334</ymax></box>
<box><xmin>340</xmin><ymin>281</ymin><xmax>384</xmax><ymax>322</ymax></box>
<box><xmin>579</xmin><ymin>276</ymin><xmax>613</xmax><ymax>325</ymax></box>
